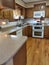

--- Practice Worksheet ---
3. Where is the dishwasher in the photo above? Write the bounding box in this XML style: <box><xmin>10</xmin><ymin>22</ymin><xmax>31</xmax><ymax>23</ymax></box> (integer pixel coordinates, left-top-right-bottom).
<box><xmin>16</xmin><ymin>29</ymin><xmax>22</xmax><ymax>36</ymax></box>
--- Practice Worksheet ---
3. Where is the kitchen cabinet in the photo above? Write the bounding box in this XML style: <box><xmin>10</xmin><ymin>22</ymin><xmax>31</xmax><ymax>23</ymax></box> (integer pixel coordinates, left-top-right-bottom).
<box><xmin>9</xmin><ymin>29</ymin><xmax>22</xmax><ymax>36</ymax></box>
<box><xmin>13</xmin><ymin>8</ymin><xmax>21</xmax><ymax>16</ymax></box>
<box><xmin>9</xmin><ymin>31</ymin><xmax>16</xmax><ymax>35</ymax></box>
<box><xmin>3</xmin><ymin>10</ymin><xmax>9</xmax><ymax>19</ymax></box>
<box><xmin>21</xmin><ymin>8</ymin><xmax>25</xmax><ymax>18</ymax></box>
<box><xmin>44</xmin><ymin>26</ymin><xmax>49</xmax><ymax>38</ymax></box>
<box><xmin>9</xmin><ymin>10</ymin><xmax>13</xmax><ymax>21</ymax></box>
<box><xmin>2</xmin><ymin>0</ymin><xmax>15</xmax><ymax>9</ymax></box>
<box><xmin>46</xmin><ymin>6</ymin><xmax>49</xmax><ymax>18</ymax></box>
<box><xmin>22</xmin><ymin>26</ymin><xmax>28</xmax><ymax>36</ymax></box>
<box><xmin>25</xmin><ymin>8</ymin><xmax>34</xmax><ymax>18</ymax></box>
<box><xmin>13</xmin><ymin>43</ymin><xmax>27</xmax><ymax>65</ymax></box>
<box><xmin>22</xmin><ymin>26</ymin><xmax>32</xmax><ymax>37</ymax></box>
<box><xmin>0</xmin><ymin>10</ymin><xmax>3</xmax><ymax>19</ymax></box>
<box><xmin>13</xmin><ymin>4</ymin><xmax>25</xmax><ymax>20</ymax></box>
<box><xmin>0</xmin><ymin>9</ymin><xmax>13</xmax><ymax>21</ymax></box>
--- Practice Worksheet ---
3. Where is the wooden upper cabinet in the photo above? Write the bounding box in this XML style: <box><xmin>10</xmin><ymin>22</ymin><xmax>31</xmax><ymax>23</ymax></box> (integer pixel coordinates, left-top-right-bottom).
<box><xmin>21</xmin><ymin>8</ymin><xmax>25</xmax><ymax>18</ymax></box>
<box><xmin>0</xmin><ymin>10</ymin><xmax>3</xmax><ymax>19</ymax></box>
<box><xmin>34</xmin><ymin>3</ymin><xmax>46</xmax><ymax>11</ymax></box>
<box><xmin>15</xmin><ymin>4</ymin><xmax>25</xmax><ymax>18</ymax></box>
<box><xmin>2</xmin><ymin>0</ymin><xmax>15</xmax><ymax>9</ymax></box>
<box><xmin>25</xmin><ymin>8</ymin><xmax>34</xmax><ymax>18</ymax></box>
<box><xmin>45</xmin><ymin>6</ymin><xmax>49</xmax><ymax>18</ymax></box>
<box><xmin>3</xmin><ymin>10</ymin><xmax>9</xmax><ymax>19</ymax></box>
<box><xmin>14</xmin><ymin>8</ymin><xmax>21</xmax><ymax>16</ymax></box>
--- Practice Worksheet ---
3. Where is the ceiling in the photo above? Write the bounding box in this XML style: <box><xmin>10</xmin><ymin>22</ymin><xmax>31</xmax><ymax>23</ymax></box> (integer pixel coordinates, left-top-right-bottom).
<box><xmin>22</xmin><ymin>0</ymin><xmax>47</xmax><ymax>3</ymax></box>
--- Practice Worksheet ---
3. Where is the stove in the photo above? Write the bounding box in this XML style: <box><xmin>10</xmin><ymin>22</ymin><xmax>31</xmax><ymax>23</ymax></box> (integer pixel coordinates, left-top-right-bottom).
<box><xmin>32</xmin><ymin>22</ymin><xmax>44</xmax><ymax>38</ymax></box>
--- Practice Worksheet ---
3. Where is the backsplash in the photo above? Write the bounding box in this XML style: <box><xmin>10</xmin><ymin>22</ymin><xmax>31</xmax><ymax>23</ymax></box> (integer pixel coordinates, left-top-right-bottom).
<box><xmin>23</xmin><ymin>18</ymin><xmax>36</xmax><ymax>23</ymax></box>
<box><xmin>23</xmin><ymin>18</ymin><xmax>49</xmax><ymax>24</ymax></box>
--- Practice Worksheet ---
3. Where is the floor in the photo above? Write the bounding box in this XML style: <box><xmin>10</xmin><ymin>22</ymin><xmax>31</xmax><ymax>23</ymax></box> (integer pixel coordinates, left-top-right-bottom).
<box><xmin>26</xmin><ymin>37</ymin><xmax>49</xmax><ymax>65</ymax></box>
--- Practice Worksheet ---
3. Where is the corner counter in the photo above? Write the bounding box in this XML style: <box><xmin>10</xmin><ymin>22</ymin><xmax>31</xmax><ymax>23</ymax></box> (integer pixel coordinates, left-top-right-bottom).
<box><xmin>0</xmin><ymin>34</ymin><xmax>28</xmax><ymax>65</ymax></box>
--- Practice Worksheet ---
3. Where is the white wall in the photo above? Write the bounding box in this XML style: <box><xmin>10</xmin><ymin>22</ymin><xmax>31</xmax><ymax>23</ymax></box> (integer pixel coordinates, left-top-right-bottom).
<box><xmin>15</xmin><ymin>0</ymin><xmax>25</xmax><ymax>7</ymax></box>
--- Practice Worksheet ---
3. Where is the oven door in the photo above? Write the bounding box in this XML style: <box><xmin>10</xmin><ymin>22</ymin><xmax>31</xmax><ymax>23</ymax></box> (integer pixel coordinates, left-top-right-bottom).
<box><xmin>33</xmin><ymin>30</ymin><xmax>44</xmax><ymax>38</ymax></box>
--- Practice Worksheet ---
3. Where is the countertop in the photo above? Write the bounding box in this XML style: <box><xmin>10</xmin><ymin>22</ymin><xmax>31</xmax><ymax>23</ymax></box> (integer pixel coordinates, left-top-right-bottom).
<box><xmin>0</xmin><ymin>34</ymin><xmax>28</xmax><ymax>64</ymax></box>
<box><xmin>0</xmin><ymin>21</ymin><xmax>49</xmax><ymax>34</ymax></box>
<box><xmin>0</xmin><ymin>25</ymin><xmax>29</xmax><ymax>34</ymax></box>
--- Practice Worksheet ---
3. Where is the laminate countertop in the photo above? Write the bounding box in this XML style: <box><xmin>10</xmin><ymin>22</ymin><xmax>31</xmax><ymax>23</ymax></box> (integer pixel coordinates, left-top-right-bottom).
<box><xmin>0</xmin><ymin>34</ymin><xmax>28</xmax><ymax>65</ymax></box>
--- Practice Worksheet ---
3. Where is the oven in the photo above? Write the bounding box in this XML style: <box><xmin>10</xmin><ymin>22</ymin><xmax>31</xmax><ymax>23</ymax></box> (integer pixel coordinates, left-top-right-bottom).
<box><xmin>33</xmin><ymin>30</ymin><xmax>44</xmax><ymax>38</ymax></box>
<box><xmin>32</xmin><ymin>25</ymin><xmax>44</xmax><ymax>38</ymax></box>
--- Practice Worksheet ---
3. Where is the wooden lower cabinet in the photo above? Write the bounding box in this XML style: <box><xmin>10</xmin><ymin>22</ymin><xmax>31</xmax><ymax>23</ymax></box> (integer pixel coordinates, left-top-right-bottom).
<box><xmin>13</xmin><ymin>43</ymin><xmax>27</xmax><ymax>65</ymax></box>
<box><xmin>22</xmin><ymin>26</ymin><xmax>32</xmax><ymax>37</ymax></box>
<box><xmin>44</xmin><ymin>26</ymin><xmax>49</xmax><ymax>38</ymax></box>
<box><xmin>9</xmin><ymin>31</ymin><xmax>16</xmax><ymax>35</ymax></box>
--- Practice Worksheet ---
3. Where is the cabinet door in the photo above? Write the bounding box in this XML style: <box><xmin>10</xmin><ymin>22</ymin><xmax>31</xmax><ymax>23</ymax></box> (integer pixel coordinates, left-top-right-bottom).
<box><xmin>3</xmin><ymin>10</ymin><xmax>9</xmax><ymax>19</ymax></box>
<box><xmin>46</xmin><ymin>7</ymin><xmax>49</xmax><ymax>18</ymax></box>
<box><xmin>13</xmin><ymin>43</ymin><xmax>27</xmax><ymax>65</ymax></box>
<box><xmin>0</xmin><ymin>10</ymin><xmax>3</xmax><ymax>19</ymax></box>
<box><xmin>25</xmin><ymin>8</ymin><xmax>34</xmax><ymax>18</ymax></box>
<box><xmin>9</xmin><ymin>32</ymin><xmax>16</xmax><ymax>35</ymax></box>
<box><xmin>9</xmin><ymin>10</ymin><xmax>13</xmax><ymax>21</ymax></box>
<box><xmin>21</xmin><ymin>8</ymin><xmax>25</xmax><ymax>18</ymax></box>
<box><xmin>44</xmin><ymin>26</ymin><xmax>49</xmax><ymax>38</ymax></box>
<box><xmin>22</xmin><ymin>27</ymin><xmax>28</xmax><ymax>36</ymax></box>
<box><xmin>28</xmin><ymin>26</ymin><xmax>32</xmax><ymax>37</ymax></box>
<box><xmin>22</xmin><ymin>26</ymin><xmax>32</xmax><ymax>37</ymax></box>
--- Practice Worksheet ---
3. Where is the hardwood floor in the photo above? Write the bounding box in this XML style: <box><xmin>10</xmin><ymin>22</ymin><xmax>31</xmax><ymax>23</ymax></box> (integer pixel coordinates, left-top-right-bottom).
<box><xmin>26</xmin><ymin>37</ymin><xmax>49</xmax><ymax>65</ymax></box>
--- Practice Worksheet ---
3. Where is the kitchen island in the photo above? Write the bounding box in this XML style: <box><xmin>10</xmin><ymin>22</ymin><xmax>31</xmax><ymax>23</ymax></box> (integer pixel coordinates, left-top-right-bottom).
<box><xmin>0</xmin><ymin>33</ymin><xmax>27</xmax><ymax>65</ymax></box>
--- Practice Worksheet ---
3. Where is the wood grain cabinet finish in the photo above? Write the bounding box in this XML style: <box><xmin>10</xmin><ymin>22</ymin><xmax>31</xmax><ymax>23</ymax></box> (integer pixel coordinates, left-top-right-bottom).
<box><xmin>3</xmin><ymin>10</ymin><xmax>9</xmax><ymax>19</ymax></box>
<box><xmin>44</xmin><ymin>26</ymin><xmax>49</xmax><ymax>38</ymax></box>
<box><xmin>0</xmin><ymin>10</ymin><xmax>3</xmax><ymax>19</ymax></box>
<box><xmin>25</xmin><ymin>8</ymin><xmax>34</xmax><ymax>18</ymax></box>
<box><xmin>2</xmin><ymin>0</ymin><xmax>15</xmax><ymax>9</ymax></box>
<box><xmin>46</xmin><ymin>6</ymin><xmax>49</xmax><ymax>18</ymax></box>
<box><xmin>21</xmin><ymin>8</ymin><xmax>25</xmax><ymax>18</ymax></box>
<box><xmin>0</xmin><ymin>10</ymin><xmax>13</xmax><ymax>21</ymax></box>
<box><xmin>13</xmin><ymin>43</ymin><xmax>27</xmax><ymax>65</ymax></box>
<box><xmin>9</xmin><ymin>32</ymin><xmax>16</xmax><ymax>35</ymax></box>
<box><xmin>22</xmin><ymin>26</ymin><xmax>32</xmax><ymax>37</ymax></box>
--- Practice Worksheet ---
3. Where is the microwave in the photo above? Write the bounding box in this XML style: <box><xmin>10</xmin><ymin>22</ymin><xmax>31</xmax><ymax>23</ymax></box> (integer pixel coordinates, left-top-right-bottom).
<box><xmin>33</xmin><ymin>11</ymin><xmax>45</xmax><ymax>18</ymax></box>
